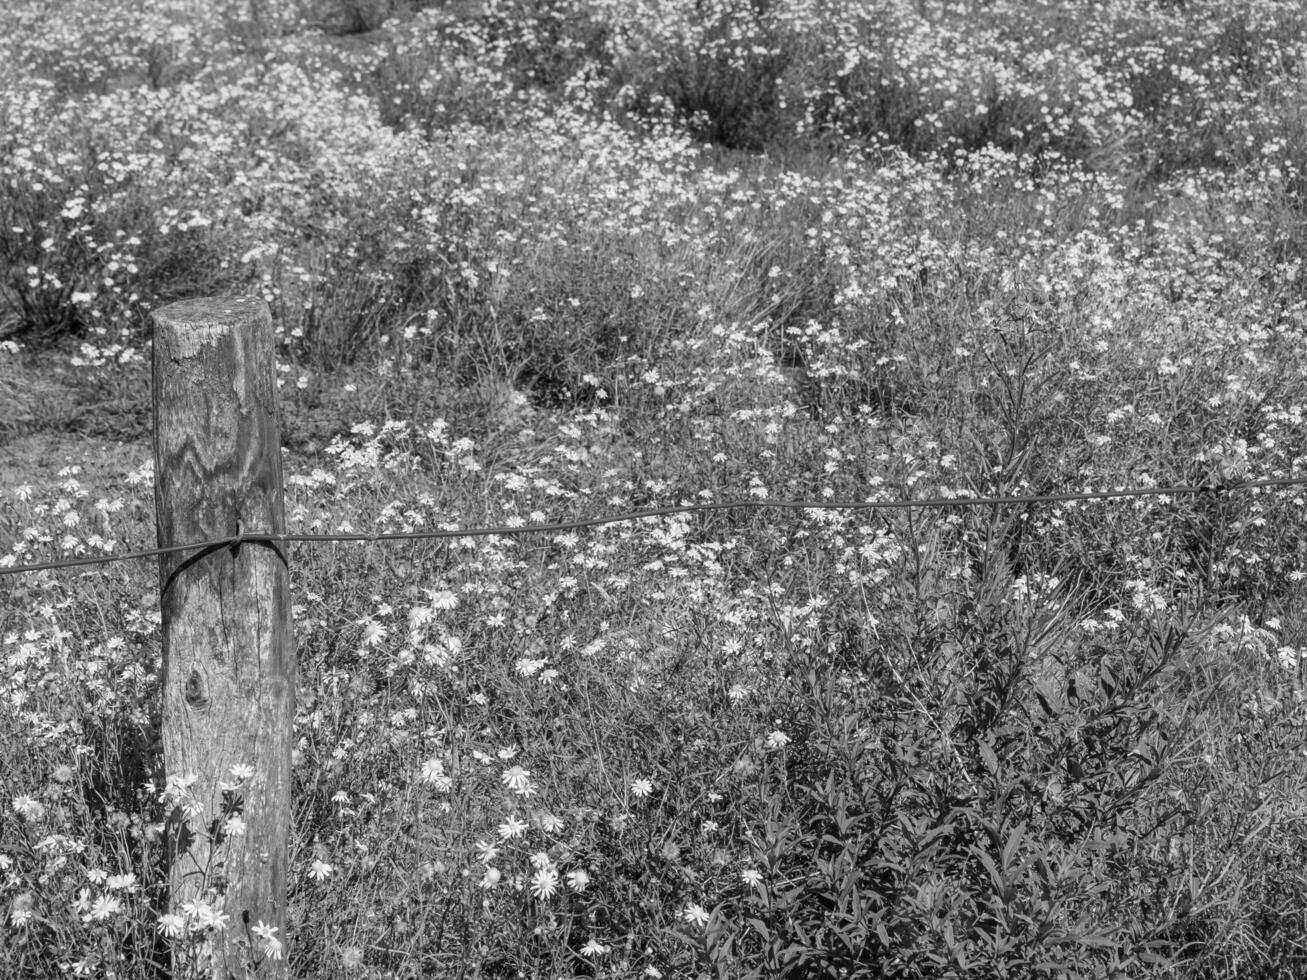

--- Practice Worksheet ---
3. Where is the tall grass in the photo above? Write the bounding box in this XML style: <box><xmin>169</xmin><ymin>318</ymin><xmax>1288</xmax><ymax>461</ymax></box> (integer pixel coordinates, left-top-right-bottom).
<box><xmin>4</xmin><ymin>0</ymin><xmax>1307</xmax><ymax>977</ymax></box>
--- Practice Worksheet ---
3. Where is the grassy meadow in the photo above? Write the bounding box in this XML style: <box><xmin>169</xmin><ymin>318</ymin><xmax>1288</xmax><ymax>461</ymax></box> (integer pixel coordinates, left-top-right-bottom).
<box><xmin>5</xmin><ymin>0</ymin><xmax>1307</xmax><ymax>976</ymax></box>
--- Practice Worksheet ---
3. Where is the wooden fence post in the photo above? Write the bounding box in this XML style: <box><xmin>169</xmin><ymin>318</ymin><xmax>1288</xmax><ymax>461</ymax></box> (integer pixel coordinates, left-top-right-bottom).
<box><xmin>152</xmin><ymin>296</ymin><xmax>294</xmax><ymax>977</ymax></box>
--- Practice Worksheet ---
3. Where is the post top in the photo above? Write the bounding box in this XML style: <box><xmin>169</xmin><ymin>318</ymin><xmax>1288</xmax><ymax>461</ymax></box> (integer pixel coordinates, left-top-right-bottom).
<box><xmin>154</xmin><ymin>295</ymin><xmax>270</xmax><ymax>326</ymax></box>
<box><xmin>152</xmin><ymin>296</ymin><xmax>272</xmax><ymax>358</ymax></box>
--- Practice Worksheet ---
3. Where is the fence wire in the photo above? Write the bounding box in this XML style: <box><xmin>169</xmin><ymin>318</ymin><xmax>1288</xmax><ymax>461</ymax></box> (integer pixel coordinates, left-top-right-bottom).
<box><xmin>2</xmin><ymin>475</ymin><xmax>1305</xmax><ymax>578</ymax></box>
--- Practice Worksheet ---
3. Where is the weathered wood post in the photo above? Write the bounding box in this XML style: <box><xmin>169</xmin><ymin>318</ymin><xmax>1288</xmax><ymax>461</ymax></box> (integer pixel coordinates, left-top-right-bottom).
<box><xmin>153</xmin><ymin>297</ymin><xmax>294</xmax><ymax>977</ymax></box>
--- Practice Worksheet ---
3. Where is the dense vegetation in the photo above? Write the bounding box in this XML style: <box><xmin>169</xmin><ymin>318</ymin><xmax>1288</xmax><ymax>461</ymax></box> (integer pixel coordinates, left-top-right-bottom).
<box><xmin>4</xmin><ymin>0</ymin><xmax>1307</xmax><ymax>976</ymax></box>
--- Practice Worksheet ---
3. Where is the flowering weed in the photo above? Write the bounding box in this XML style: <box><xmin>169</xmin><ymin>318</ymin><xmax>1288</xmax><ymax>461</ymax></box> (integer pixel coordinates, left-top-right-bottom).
<box><xmin>5</xmin><ymin>1</ymin><xmax>1307</xmax><ymax>978</ymax></box>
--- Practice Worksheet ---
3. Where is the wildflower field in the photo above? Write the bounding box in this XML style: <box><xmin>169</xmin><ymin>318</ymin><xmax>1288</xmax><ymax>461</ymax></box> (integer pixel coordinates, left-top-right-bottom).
<box><xmin>5</xmin><ymin>0</ymin><xmax>1307</xmax><ymax>976</ymax></box>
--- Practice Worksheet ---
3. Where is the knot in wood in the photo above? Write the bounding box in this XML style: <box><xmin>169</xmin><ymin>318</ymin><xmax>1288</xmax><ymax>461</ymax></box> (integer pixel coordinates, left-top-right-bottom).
<box><xmin>183</xmin><ymin>669</ymin><xmax>208</xmax><ymax>708</ymax></box>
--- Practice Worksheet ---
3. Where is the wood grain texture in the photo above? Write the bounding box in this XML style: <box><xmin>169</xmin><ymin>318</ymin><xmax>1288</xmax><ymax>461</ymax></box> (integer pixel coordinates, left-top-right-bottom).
<box><xmin>153</xmin><ymin>296</ymin><xmax>293</xmax><ymax>979</ymax></box>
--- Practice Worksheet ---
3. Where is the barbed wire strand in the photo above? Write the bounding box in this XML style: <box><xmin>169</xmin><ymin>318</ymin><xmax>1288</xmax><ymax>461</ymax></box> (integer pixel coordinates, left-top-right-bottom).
<box><xmin>2</xmin><ymin>475</ymin><xmax>1305</xmax><ymax>578</ymax></box>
